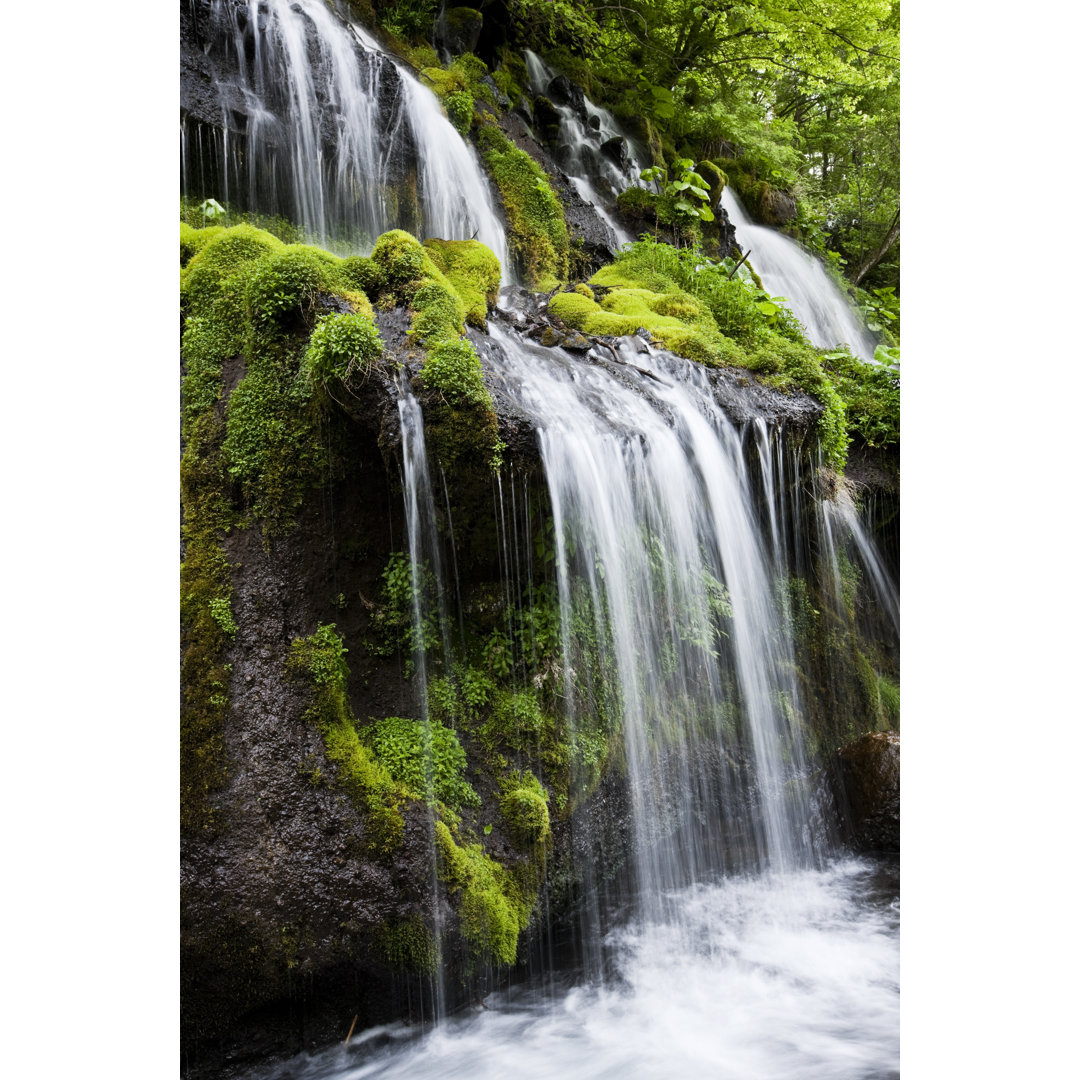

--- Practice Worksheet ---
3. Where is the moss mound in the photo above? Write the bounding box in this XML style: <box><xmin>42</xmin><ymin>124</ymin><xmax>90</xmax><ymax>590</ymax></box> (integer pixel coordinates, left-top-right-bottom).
<box><xmin>423</xmin><ymin>238</ymin><xmax>502</xmax><ymax>328</ymax></box>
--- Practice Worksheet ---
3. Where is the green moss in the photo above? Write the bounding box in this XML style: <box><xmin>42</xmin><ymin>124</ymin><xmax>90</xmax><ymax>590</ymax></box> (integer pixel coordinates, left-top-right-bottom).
<box><xmin>477</xmin><ymin>124</ymin><xmax>568</xmax><ymax>289</ymax></box>
<box><xmin>365</xmin><ymin>715</ymin><xmax>481</xmax><ymax>810</ymax></box>
<box><xmin>180</xmin><ymin>224</ymin><xmax>285</xmax><ymax>319</ymax></box>
<box><xmin>421</xmin><ymin>65</ymin><xmax>467</xmax><ymax>98</ymax></box>
<box><xmin>878</xmin><ymin>675</ymin><xmax>900</xmax><ymax>728</ymax></box>
<box><xmin>445</xmin><ymin>90</ymin><xmax>474</xmax><ymax>134</ymax></box>
<box><xmin>181</xmin><ymin>223</ymin><xmax>226</xmax><ymax>267</ymax></box>
<box><xmin>572</xmin><ymin>283</ymin><xmax>594</xmax><ymax>300</ymax></box>
<box><xmin>302</xmin><ymin>311</ymin><xmax>383</xmax><ymax>393</ymax></box>
<box><xmin>287</xmin><ymin>624</ymin><xmax>405</xmax><ymax>853</ymax></box>
<box><xmin>371</xmin><ymin>228</ymin><xmax>428</xmax><ymax>291</ymax></box>
<box><xmin>434</xmin><ymin>820</ymin><xmax>530</xmax><ymax>967</ymax></box>
<box><xmin>499</xmin><ymin>771</ymin><xmax>551</xmax><ymax>848</ymax></box>
<box><xmin>378</xmin><ymin>915</ymin><xmax>439</xmax><ymax>975</ymax></box>
<box><xmin>340</xmin><ymin>254</ymin><xmax>380</xmax><ymax>296</ymax></box>
<box><xmin>367</xmin><ymin>229</ymin><xmax>499</xmax><ymax>466</ymax></box>
<box><xmin>423</xmin><ymin>239</ymin><xmax>502</xmax><ymax>328</ymax></box>
<box><xmin>246</xmin><ymin>246</ymin><xmax>346</xmax><ymax>327</ymax></box>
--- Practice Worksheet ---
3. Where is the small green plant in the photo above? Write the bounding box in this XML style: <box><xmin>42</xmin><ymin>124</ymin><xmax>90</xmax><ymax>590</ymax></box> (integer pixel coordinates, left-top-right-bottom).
<box><xmin>366</xmin><ymin>715</ymin><xmax>481</xmax><ymax>810</ymax></box>
<box><xmin>207</xmin><ymin>596</ymin><xmax>237</xmax><ymax>639</ymax></box>
<box><xmin>198</xmin><ymin>197</ymin><xmax>226</xmax><ymax>225</ymax></box>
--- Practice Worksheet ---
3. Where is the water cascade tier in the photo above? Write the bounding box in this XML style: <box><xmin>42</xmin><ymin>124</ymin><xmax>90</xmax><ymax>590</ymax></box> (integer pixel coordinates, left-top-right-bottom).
<box><xmin>181</xmin><ymin>0</ymin><xmax>507</xmax><ymax>262</ymax></box>
<box><xmin>721</xmin><ymin>187</ymin><xmax>878</xmax><ymax>362</ymax></box>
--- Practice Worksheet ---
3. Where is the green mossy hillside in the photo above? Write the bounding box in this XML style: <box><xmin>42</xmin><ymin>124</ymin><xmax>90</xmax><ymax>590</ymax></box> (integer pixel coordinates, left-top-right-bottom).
<box><xmin>477</xmin><ymin>124</ymin><xmax>568</xmax><ymax>290</ymax></box>
<box><xmin>545</xmin><ymin>239</ymin><xmax>882</xmax><ymax>470</ymax></box>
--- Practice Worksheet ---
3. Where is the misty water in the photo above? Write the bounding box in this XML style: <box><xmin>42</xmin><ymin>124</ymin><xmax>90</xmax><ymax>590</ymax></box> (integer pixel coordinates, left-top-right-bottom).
<box><xmin>255</xmin><ymin>859</ymin><xmax>898</xmax><ymax>1080</ymax></box>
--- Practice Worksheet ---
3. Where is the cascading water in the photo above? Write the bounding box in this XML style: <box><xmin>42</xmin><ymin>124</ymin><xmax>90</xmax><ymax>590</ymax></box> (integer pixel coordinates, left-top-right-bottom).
<box><xmin>522</xmin><ymin>50</ymin><xmax>643</xmax><ymax>249</ymax></box>
<box><xmin>721</xmin><ymin>187</ymin><xmax>878</xmax><ymax>362</ymax></box>
<box><xmin>255</xmin><ymin>323</ymin><xmax>899</xmax><ymax>1078</ymax></box>
<box><xmin>183</xmin><ymin>0</ymin><xmax>508</xmax><ymax>265</ymax></box>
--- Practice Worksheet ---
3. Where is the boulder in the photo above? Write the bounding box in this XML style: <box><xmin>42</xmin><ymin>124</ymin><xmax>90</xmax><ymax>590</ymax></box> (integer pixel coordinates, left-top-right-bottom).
<box><xmin>760</xmin><ymin>186</ymin><xmax>797</xmax><ymax>226</ymax></box>
<box><xmin>833</xmin><ymin>731</ymin><xmax>899</xmax><ymax>853</ymax></box>
<box><xmin>546</xmin><ymin>74</ymin><xmax>587</xmax><ymax>119</ymax></box>
<box><xmin>600</xmin><ymin>136</ymin><xmax>629</xmax><ymax>171</ymax></box>
<box><xmin>435</xmin><ymin>7</ymin><xmax>483</xmax><ymax>58</ymax></box>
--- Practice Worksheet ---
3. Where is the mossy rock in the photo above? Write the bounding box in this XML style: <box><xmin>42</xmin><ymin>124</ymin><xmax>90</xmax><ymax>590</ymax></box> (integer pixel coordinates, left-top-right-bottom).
<box><xmin>423</xmin><ymin>238</ymin><xmax>501</xmax><ymax>328</ymax></box>
<box><xmin>434</xmin><ymin>820</ymin><xmax>531</xmax><ymax>967</ymax></box>
<box><xmin>477</xmin><ymin>124</ymin><xmax>568</xmax><ymax>290</ymax></box>
<box><xmin>180</xmin><ymin>223</ymin><xmax>225</xmax><ymax>267</ymax></box>
<box><xmin>180</xmin><ymin>224</ymin><xmax>285</xmax><ymax>317</ymax></box>
<box><xmin>500</xmin><ymin>772</ymin><xmax>551</xmax><ymax>848</ymax></box>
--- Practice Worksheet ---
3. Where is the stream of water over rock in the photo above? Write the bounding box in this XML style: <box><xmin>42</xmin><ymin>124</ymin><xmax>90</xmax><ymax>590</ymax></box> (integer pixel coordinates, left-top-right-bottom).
<box><xmin>183</xmin><ymin>5</ymin><xmax>898</xmax><ymax>1073</ymax></box>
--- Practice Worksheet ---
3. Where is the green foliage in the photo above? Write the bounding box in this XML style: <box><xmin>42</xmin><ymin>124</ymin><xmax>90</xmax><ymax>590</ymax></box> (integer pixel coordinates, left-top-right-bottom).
<box><xmin>821</xmin><ymin>347</ymin><xmax>899</xmax><ymax>450</ymax></box>
<box><xmin>445</xmin><ymin>90</ymin><xmax>474</xmax><ymax>133</ymax></box>
<box><xmin>499</xmin><ymin>771</ymin><xmax>551</xmax><ymax>848</ymax></box>
<box><xmin>365</xmin><ymin>551</ymin><xmax>440</xmax><ymax>669</ymax></box>
<box><xmin>366</xmin><ymin>716</ymin><xmax>481</xmax><ymax>810</ymax></box>
<box><xmin>340</xmin><ymin>254</ymin><xmax>380</xmax><ymax>296</ymax></box>
<box><xmin>377</xmin><ymin>0</ymin><xmax>438</xmax><ymax>40</ymax></box>
<box><xmin>303</xmin><ymin>312</ymin><xmax>383</xmax><ymax>391</ymax></box>
<box><xmin>421</xmin><ymin>337</ymin><xmax>491</xmax><ymax>409</ymax></box>
<box><xmin>434</xmin><ymin>820</ymin><xmax>531</xmax><ymax>967</ymax></box>
<box><xmin>287</xmin><ymin>624</ymin><xmax>405</xmax><ymax>852</ymax></box>
<box><xmin>207</xmin><ymin>596</ymin><xmax>237</xmax><ymax>639</ymax></box>
<box><xmin>477</xmin><ymin>124</ymin><xmax>568</xmax><ymax>289</ymax></box>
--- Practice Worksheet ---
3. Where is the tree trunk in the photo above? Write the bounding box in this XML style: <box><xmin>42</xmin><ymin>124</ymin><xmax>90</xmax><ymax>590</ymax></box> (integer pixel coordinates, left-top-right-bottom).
<box><xmin>851</xmin><ymin>209</ymin><xmax>900</xmax><ymax>288</ymax></box>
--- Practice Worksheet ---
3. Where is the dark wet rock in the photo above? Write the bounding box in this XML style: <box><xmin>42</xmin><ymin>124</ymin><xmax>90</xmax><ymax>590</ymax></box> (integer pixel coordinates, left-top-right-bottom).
<box><xmin>761</xmin><ymin>187</ymin><xmax>797</xmax><ymax>226</ymax></box>
<box><xmin>545</xmin><ymin>74</ymin><xmax>587</xmax><ymax>119</ymax></box>
<box><xmin>531</xmin><ymin>95</ymin><xmax>562</xmax><ymax>139</ymax></box>
<box><xmin>832</xmin><ymin>732</ymin><xmax>900</xmax><ymax>853</ymax></box>
<box><xmin>706</xmin><ymin>365</ymin><xmax>823</xmax><ymax>429</ymax></box>
<box><xmin>513</xmin><ymin>98</ymin><xmax>534</xmax><ymax>127</ymax></box>
<box><xmin>588</xmin><ymin>114</ymin><xmax>601</xmax><ymax>131</ymax></box>
<box><xmin>600</xmin><ymin>136</ymin><xmax>629</xmax><ymax>170</ymax></box>
<box><xmin>497</xmin><ymin>113</ymin><xmax>619</xmax><ymax>272</ymax></box>
<box><xmin>435</xmin><ymin>7</ymin><xmax>484</xmax><ymax>58</ymax></box>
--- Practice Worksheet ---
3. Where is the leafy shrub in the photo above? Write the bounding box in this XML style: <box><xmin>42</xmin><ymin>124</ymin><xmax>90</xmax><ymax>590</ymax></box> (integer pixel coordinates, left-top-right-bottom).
<box><xmin>366</xmin><ymin>716</ymin><xmax>480</xmax><ymax>810</ymax></box>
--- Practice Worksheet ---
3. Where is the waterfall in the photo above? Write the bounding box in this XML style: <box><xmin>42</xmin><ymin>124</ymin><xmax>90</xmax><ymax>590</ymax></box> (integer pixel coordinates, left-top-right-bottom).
<box><xmin>522</xmin><ymin>50</ymin><xmax>644</xmax><ymax>248</ymax></box>
<box><xmin>324</xmin><ymin>322</ymin><xmax>899</xmax><ymax>1078</ymax></box>
<box><xmin>721</xmin><ymin>187</ymin><xmax>878</xmax><ymax>362</ymax></box>
<box><xmin>183</xmin><ymin>0</ymin><xmax>508</xmax><ymax>266</ymax></box>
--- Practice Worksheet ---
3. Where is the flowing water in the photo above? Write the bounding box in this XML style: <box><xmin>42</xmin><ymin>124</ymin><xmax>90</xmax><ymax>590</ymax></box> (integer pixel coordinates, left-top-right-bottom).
<box><xmin>522</xmin><ymin>50</ymin><xmax>644</xmax><ymax>249</ymax></box>
<box><xmin>183</xmin><ymin>0</ymin><xmax>507</xmax><ymax>263</ymax></box>
<box><xmin>721</xmin><ymin>188</ymin><xmax>878</xmax><ymax>362</ymax></box>
<box><xmin>256</xmin><ymin>859</ymin><xmax>898</xmax><ymax>1080</ymax></box>
<box><xmin>187</xmin><ymin>16</ymin><xmax>898</xmax><ymax>1073</ymax></box>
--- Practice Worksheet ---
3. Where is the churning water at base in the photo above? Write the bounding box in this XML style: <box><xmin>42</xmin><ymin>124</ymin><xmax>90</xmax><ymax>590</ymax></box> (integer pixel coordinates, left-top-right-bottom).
<box><xmin>254</xmin><ymin>859</ymin><xmax>898</xmax><ymax>1080</ymax></box>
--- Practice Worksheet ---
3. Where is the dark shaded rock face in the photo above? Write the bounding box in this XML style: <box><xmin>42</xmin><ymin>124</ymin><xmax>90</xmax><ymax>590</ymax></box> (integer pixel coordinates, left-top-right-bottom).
<box><xmin>761</xmin><ymin>188</ymin><xmax>798</xmax><ymax>226</ymax></box>
<box><xmin>545</xmin><ymin>74</ymin><xmax>587</xmax><ymax>119</ymax></box>
<box><xmin>435</xmin><ymin>7</ymin><xmax>484</xmax><ymax>58</ymax></box>
<box><xmin>833</xmin><ymin>732</ymin><xmax>900</xmax><ymax>853</ymax></box>
<box><xmin>600</xmin><ymin>136</ymin><xmax>629</xmax><ymax>171</ymax></box>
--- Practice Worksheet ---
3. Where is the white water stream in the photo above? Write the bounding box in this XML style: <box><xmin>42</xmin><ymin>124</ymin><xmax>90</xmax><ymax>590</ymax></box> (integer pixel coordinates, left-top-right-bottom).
<box><xmin>190</xmin><ymin>0</ymin><xmax>508</xmax><ymax>265</ymax></box>
<box><xmin>255</xmin><ymin>859</ymin><xmax>898</xmax><ymax>1080</ymax></box>
<box><xmin>721</xmin><ymin>188</ymin><xmax>877</xmax><ymax>362</ymax></box>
